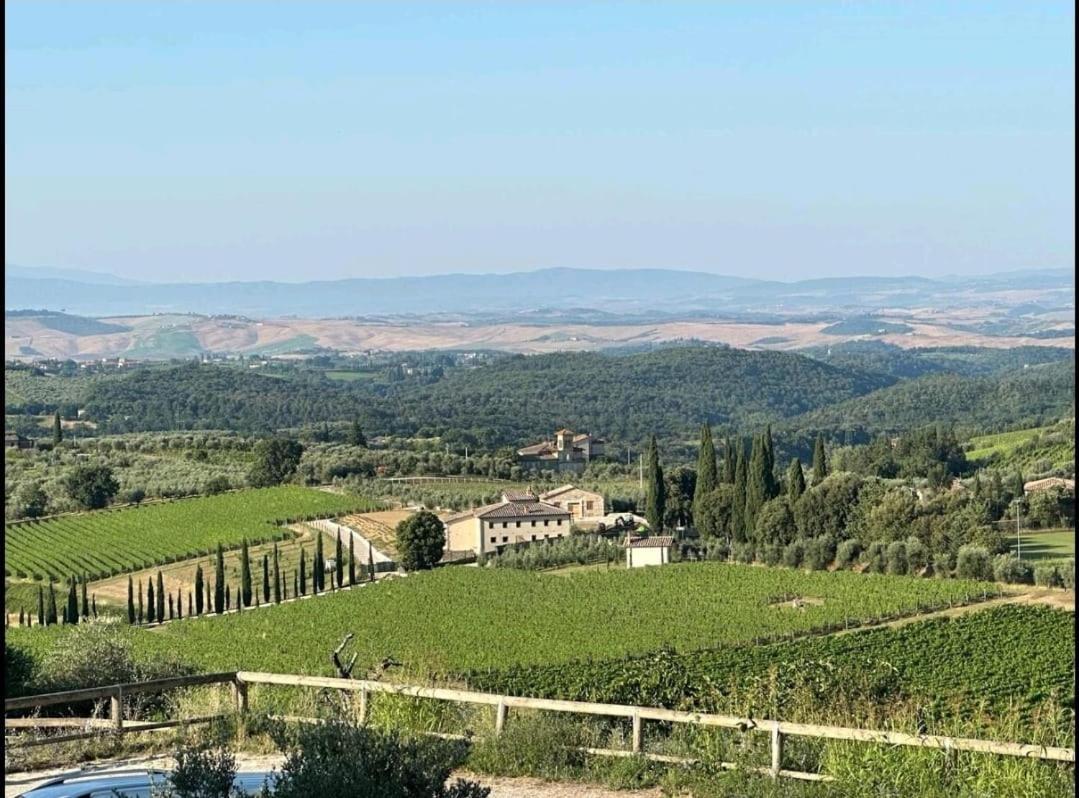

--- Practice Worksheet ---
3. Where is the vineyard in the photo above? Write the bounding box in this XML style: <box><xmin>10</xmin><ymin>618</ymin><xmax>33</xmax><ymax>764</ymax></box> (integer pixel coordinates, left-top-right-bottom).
<box><xmin>7</xmin><ymin>563</ymin><xmax>1001</xmax><ymax>683</ymax></box>
<box><xmin>467</xmin><ymin>604</ymin><xmax>1075</xmax><ymax>735</ymax></box>
<box><xmin>3</xmin><ymin>487</ymin><xmax>379</xmax><ymax>582</ymax></box>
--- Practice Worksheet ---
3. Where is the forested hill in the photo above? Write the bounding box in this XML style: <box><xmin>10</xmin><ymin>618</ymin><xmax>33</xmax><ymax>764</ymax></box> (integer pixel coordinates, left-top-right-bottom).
<box><xmin>786</xmin><ymin>360</ymin><xmax>1075</xmax><ymax>438</ymax></box>
<box><xmin>76</xmin><ymin>349</ymin><xmax>889</xmax><ymax>443</ymax></box>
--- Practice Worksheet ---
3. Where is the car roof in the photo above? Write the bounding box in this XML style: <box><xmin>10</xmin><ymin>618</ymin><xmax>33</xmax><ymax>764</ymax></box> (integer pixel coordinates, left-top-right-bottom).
<box><xmin>17</xmin><ymin>770</ymin><xmax>274</xmax><ymax>798</ymax></box>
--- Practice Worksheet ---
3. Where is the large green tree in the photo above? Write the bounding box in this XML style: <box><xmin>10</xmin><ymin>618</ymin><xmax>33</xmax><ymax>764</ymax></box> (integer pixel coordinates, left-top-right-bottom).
<box><xmin>52</xmin><ymin>411</ymin><xmax>63</xmax><ymax>445</ymax></box>
<box><xmin>248</xmin><ymin>438</ymin><xmax>305</xmax><ymax>487</ymax></box>
<box><xmin>214</xmin><ymin>544</ymin><xmax>226</xmax><ymax>614</ymax></box>
<box><xmin>127</xmin><ymin>576</ymin><xmax>135</xmax><ymax>624</ymax></box>
<box><xmin>644</xmin><ymin>435</ymin><xmax>665</xmax><ymax>533</ymax></box>
<box><xmin>692</xmin><ymin>425</ymin><xmax>718</xmax><ymax>526</ymax></box>
<box><xmin>721</xmin><ymin>437</ymin><xmax>737</xmax><ymax>484</ymax></box>
<box><xmin>240</xmin><ymin>539</ymin><xmax>253</xmax><ymax>607</ymax></box>
<box><xmin>63</xmin><ymin>464</ymin><xmax>120</xmax><ymax>510</ymax></box>
<box><xmin>744</xmin><ymin>434</ymin><xmax>768</xmax><ymax>534</ymax></box>
<box><xmin>731</xmin><ymin>441</ymin><xmax>747</xmax><ymax>542</ymax></box>
<box><xmin>156</xmin><ymin>571</ymin><xmax>165</xmax><ymax>621</ymax></box>
<box><xmin>786</xmin><ymin>458</ymin><xmax>806</xmax><ymax>503</ymax></box>
<box><xmin>696</xmin><ymin>484</ymin><xmax>737</xmax><ymax>542</ymax></box>
<box><xmin>194</xmin><ymin>565</ymin><xmax>205</xmax><ymax>615</ymax></box>
<box><xmin>395</xmin><ymin>510</ymin><xmax>446</xmax><ymax>571</ymax></box>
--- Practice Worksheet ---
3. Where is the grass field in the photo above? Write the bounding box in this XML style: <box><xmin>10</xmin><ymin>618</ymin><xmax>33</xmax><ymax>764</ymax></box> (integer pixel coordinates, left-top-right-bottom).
<box><xmin>1011</xmin><ymin>529</ymin><xmax>1076</xmax><ymax>561</ymax></box>
<box><xmin>965</xmin><ymin>420</ymin><xmax>1075</xmax><ymax>471</ymax></box>
<box><xmin>3</xmin><ymin>487</ymin><xmax>379</xmax><ymax>582</ymax></box>
<box><xmin>7</xmin><ymin>563</ymin><xmax>1000</xmax><ymax>682</ymax></box>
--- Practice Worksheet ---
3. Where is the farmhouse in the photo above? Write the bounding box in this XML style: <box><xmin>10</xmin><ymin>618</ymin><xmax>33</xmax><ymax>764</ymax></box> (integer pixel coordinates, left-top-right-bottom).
<box><xmin>1024</xmin><ymin>477</ymin><xmax>1076</xmax><ymax>494</ymax></box>
<box><xmin>4</xmin><ymin>431</ymin><xmax>34</xmax><ymax>449</ymax></box>
<box><xmin>517</xmin><ymin>428</ymin><xmax>605</xmax><ymax>472</ymax></box>
<box><xmin>625</xmin><ymin>536</ymin><xmax>674</xmax><ymax>568</ymax></box>
<box><xmin>443</xmin><ymin>490</ymin><xmax>572</xmax><ymax>556</ymax></box>
<box><xmin>539</xmin><ymin>484</ymin><xmax>605</xmax><ymax>520</ymax></box>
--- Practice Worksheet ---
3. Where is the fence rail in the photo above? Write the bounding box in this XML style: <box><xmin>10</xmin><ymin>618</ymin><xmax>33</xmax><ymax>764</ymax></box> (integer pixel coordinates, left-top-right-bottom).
<box><xmin>5</xmin><ymin>671</ymin><xmax>1074</xmax><ymax>780</ymax></box>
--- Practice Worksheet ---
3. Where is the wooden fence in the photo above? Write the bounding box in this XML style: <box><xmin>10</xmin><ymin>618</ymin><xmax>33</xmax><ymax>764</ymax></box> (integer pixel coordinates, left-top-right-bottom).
<box><xmin>5</xmin><ymin>672</ymin><xmax>1074</xmax><ymax>783</ymax></box>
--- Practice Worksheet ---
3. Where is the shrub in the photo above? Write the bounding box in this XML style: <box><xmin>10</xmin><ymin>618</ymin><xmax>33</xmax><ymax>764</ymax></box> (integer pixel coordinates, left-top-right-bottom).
<box><xmin>1063</xmin><ymin>560</ymin><xmax>1076</xmax><ymax>590</ymax></box>
<box><xmin>468</xmin><ymin>712</ymin><xmax>587</xmax><ymax>780</ymax></box>
<box><xmin>835</xmin><ymin>539</ymin><xmax>861</xmax><ymax>569</ymax></box>
<box><xmin>268</xmin><ymin>719</ymin><xmax>483</xmax><ymax>798</ymax></box>
<box><xmin>396</xmin><ymin>511</ymin><xmax>446</xmax><ymax>571</ymax></box>
<box><xmin>1034</xmin><ymin>564</ymin><xmax>1064</xmax><ymax>588</ymax></box>
<box><xmin>992</xmin><ymin>555</ymin><xmax>1034</xmax><ymax>585</ymax></box>
<box><xmin>905</xmin><ymin>537</ymin><xmax>928</xmax><ymax>574</ymax></box>
<box><xmin>782</xmin><ymin>540</ymin><xmax>805</xmax><ymax>569</ymax></box>
<box><xmin>955</xmin><ymin>545</ymin><xmax>993</xmax><ymax>581</ymax></box>
<box><xmin>931</xmin><ymin>552</ymin><xmax>953</xmax><ymax>578</ymax></box>
<box><xmin>863</xmin><ymin>542</ymin><xmax>886</xmax><ymax>574</ymax></box>
<box><xmin>157</xmin><ymin>743</ymin><xmax>238</xmax><ymax>798</ymax></box>
<box><xmin>732</xmin><ymin>542</ymin><xmax>755</xmax><ymax>564</ymax></box>
<box><xmin>885</xmin><ymin>541</ymin><xmax>908</xmax><ymax>576</ymax></box>
<box><xmin>760</xmin><ymin>543</ymin><xmax>783</xmax><ymax>566</ymax></box>
<box><xmin>803</xmin><ymin>536</ymin><xmax>836</xmax><ymax>571</ymax></box>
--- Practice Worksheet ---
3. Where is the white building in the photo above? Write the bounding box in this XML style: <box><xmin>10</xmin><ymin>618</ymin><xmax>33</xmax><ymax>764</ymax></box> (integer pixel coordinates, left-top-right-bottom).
<box><xmin>625</xmin><ymin>536</ymin><xmax>674</xmax><ymax>568</ymax></box>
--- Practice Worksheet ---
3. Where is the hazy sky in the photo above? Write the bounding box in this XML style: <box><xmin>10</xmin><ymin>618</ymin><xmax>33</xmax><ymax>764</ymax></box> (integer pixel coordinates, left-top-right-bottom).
<box><xmin>5</xmin><ymin>2</ymin><xmax>1075</xmax><ymax>283</ymax></box>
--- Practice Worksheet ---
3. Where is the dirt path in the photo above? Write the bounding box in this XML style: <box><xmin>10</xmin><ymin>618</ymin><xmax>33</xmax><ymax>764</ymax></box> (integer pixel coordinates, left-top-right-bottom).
<box><xmin>4</xmin><ymin>756</ymin><xmax>661</xmax><ymax>798</ymax></box>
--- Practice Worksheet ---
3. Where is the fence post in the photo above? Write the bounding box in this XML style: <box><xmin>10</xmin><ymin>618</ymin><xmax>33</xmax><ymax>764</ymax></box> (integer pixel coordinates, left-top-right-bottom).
<box><xmin>770</xmin><ymin>724</ymin><xmax>783</xmax><ymax>778</ymax></box>
<box><xmin>495</xmin><ymin>699</ymin><xmax>507</xmax><ymax>735</ymax></box>
<box><xmin>232</xmin><ymin>677</ymin><xmax>248</xmax><ymax>715</ymax></box>
<box><xmin>358</xmin><ymin>689</ymin><xmax>368</xmax><ymax>725</ymax></box>
<box><xmin>631</xmin><ymin>710</ymin><xmax>642</xmax><ymax>754</ymax></box>
<box><xmin>111</xmin><ymin>687</ymin><xmax>123</xmax><ymax>732</ymax></box>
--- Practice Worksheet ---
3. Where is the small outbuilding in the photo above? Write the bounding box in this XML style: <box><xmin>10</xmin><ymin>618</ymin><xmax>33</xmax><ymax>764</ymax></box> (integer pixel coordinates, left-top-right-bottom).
<box><xmin>625</xmin><ymin>536</ymin><xmax>674</xmax><ymax>568</ymax></box>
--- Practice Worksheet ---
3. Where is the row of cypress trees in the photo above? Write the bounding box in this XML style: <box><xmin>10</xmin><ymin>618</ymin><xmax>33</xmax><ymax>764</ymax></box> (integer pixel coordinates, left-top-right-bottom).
<box><xmin>15</xmin><ymin>577</ymin><xmax>98</xmax><ymax>627</ymax></box>
<box><xmin>645</xmin><ymin>427</ymin><xmax>829</xmax><ymax>534</ymax></box>
<box><xmin>122</xmin><ymin>531</ymin><xmax>377</xmax><ymax>625</ymax></box>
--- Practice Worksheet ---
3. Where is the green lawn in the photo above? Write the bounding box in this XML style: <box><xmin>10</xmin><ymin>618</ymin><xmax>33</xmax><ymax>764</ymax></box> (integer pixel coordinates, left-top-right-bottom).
<box><xmin>1011</xmin><ymin>528</ymin><xmax>1075</xmax><ymax>561</ymax></box>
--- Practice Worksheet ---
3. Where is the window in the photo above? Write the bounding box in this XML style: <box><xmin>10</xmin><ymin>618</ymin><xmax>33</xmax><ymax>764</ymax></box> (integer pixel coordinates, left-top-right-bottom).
<box><xmin>531</xmin><ymin>535</ymin><xmax>537</xmax><ymax>541</ymax></box>
<box><xmin>544</xmin><ymin>520</ymin><xmax>549</xmax><ymax>527</ymax></box>
<box><xmin>490</xmin><ymin>537</ymin><xmax>496</xmax><ymax>543</ymax></box>
<box><xmin>586</xmin><ymin>501</ymin><xmax>594</xmax><ymax>510</ymax></box>
<box><xmin>502</xmin><ymin>522</ymin><xmax>508</xmax><ymax>528</ymax></box>
<box><xmin>530</xmin><ymin>520</ymin><xmax>536</xmax><ymax>527</ymax></box>
<box><xmin>502</xmin><ymin>536</ymin><xmax>509</xmax><ymax>543</ymax></box>
<box><xmin>515</xmin><ymin>521</ymin><xmax>521</xmax><ymax>528</ymax></box>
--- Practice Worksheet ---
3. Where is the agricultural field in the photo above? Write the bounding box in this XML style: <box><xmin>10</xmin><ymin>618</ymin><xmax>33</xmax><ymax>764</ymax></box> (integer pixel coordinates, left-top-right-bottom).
<box><xmin>7</xmin><ymin>563</ymin><xmax>1001</xmax><ymax>683</ymax></box>
<box><xmin>468</xmin><ymin>604</ymin><xmax>1075</xmax><ymax>736</ymax></box>
<box><xmin>3</xmin><ymin>487</ymin><xmax>379</xmax><ymax>582</ymax></box>
<box><xmin>1012</xmin><ymin>529</ymin><xmax>1076</xmax><ymax>561</ymax></box>
<box><xmin>965</xmin><ymin>419</ymin><xmax>1075</xmax><ymax>473</ymax></box>
<box><xmin>338</xmin><ymin>509</ymin><xmax>415</xmax><ymax>557</ymax></box>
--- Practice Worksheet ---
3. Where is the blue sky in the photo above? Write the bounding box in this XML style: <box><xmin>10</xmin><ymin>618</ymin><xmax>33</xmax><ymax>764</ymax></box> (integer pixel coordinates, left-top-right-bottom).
<box><xmin>5</xmin><ymin>2</ymin><xmax>1074</xmax><ymax>283</ymax></box>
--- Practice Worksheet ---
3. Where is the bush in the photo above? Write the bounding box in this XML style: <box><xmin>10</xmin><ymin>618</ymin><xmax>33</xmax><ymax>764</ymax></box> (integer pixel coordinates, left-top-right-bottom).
<box><xmin>1034</xmin><ymin>564</ymin><xmax>1064</xmax><ymax>588</ymax></box>
<box><xmin>905</xmin><ymin>537</ymin><xmax>928</xmax><ymax>574</ymax></box>
<box><xmin>782</xmin><ymin>540</ymin><xmax>805</xmax><ymax>569</ymax></box>
<box><xmin>992</xmin><ymin>555</ymin><xmax>1034</xmax><ymax>585</ymax></box>
<box><xmin>760</xmin><ymin>543</ymin><xmax>782</xmax><ymax>566</ymax></box>
<box><xmin>803</xmin><ymin>536</ymin><xmax>836</xmax><ymax>571</ymax></box>
<box><xmin>732</xmin><ymin>542</ymin><xmax>755</xmax><ymax>564</ymax></box>
<box><xmin>835</xmin><ymin>539</ymin><xmax>861</xmax><ymax>569</ymax></box>
<box><xmin>468</xmin><ymin>712</ymin><xmax>587</xmax><ymax>780</ymax></box>
<box><xmin>1063</xmin><ymin>560</ymin><xmax>1075</xmax><ymax>590</ymax></box>
<box><xmin>269</xmin><ymin>719</ymin><xmax>484</xmax><ymax>798</ymax></box>
<box><xmin>157</xmin><ymin>743</ymin><xmax>238</xmax><ymax>798</ymax></box>
<box><xmin>885</xmin><ymin>541</ymin><xmax>908</xmax><ymax>576</ymax></box>
<box><xmin>396</xmin><ymin>511</ymin><xmax>446</xmax><ymax>571</ymax></box>
<box><xmin>955</xmin><ymin>545</ymin><xmax>993</xmax><ymax>581</ymax></box>
<box><xmin>931</xmin><ymin>552</ymin><xmax>953</xmax><ymax>578</ymax></box>
<box><xmin>863</xmin><ymin>542</ymin><xmax>886</xmax><ymax>573</ymax></box>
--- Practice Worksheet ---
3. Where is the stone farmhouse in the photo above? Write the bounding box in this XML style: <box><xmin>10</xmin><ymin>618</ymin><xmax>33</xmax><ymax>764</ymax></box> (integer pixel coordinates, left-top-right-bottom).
<box><xmin>443</xmin><ymin>490</ymin><xmax>572</xmax><ymax>557</ymax></box>
<box><xmin>538</xmin><ymin>484</ymin><xmax>605</xmax><ymax>521</ymax></box>
<box><xmin>1024</xmin><ymin>477</ymin><xmax>1075</xmax><ymax>494</ymax></box>
<box><xmin>516</xmin><ymin>428</ymin><xmax>605</xmax><ymax>473</ymax></box>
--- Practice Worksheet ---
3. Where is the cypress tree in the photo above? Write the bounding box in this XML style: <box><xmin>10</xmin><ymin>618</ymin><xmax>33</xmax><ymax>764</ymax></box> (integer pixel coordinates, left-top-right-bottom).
<box><xmin>335</xmin><ymin>532</ymin><xmax>344</xmax><ymax>589</ymax></box>
<box><xmin>812</xmin><ymin>435</ymin><xmax>827</xmax><ymax>483</ymax></box>
<box><xmin>38</xmin><ymin>585</ymin><xmax>45</xmax><ymax>627</ymax></box>
<box><xmin>67</xmin><ymin>577</ymin><xmax>79</xmax><ymax>625</ymax></box>
<box><xmin>721</xmin><ymin>437</ymin><xmax>736</xmax><ymax>484</ymax></box>
<box><xmin>214</xmin><ymin>544</ymin><xmax>226</xmax><ymax>614</ymax></box>
<box><xmin>692</xmin><ymin>425</ymin><xmax>718</xmax><ymax>526</ymax></box>
<box><xmin>194</xmin><ymin>565</ymin><xmax>205</xmax><ymax>615</ymax></box>
<box><xmin>18</xmin><ymin>608</ymin><xmax>24</xmax><ymax>627</ymax></box>
<box><xmin>745</xmin><ymin>434</ymin><xmax>768</xmax><ymax>535</ymax></box>
<box><xmin>92</xmin><ymin>594</ymin><xmax>98</xmax><ymax>618</ymax></box>
<box><xmin>732</xmin><ymin>441</ymin><xmax>747</xmax><ymax>543</ymax></box>
<box><xmin>762</xmin><ymin>426</ymin><xmax>778</xmax><ymax>499</ymax></box>
<box><xmin>177</xmin><ymin>589</ymin><xmax>183</xmax><ymax>619</ymax></box>
<box><xmin>368</xmin><ymin>544</ymin><xmax>375</xmax><ymax>582</ymax></box>
<box><xmin>644</xmin><ymin>434</ymin><xmax>665</xmax><ymax>533</ymax></box>
<box><xmin>273</xmin><ymin>544</ymin><xmax>281</xmax><ymax>603</ymax></box>
<box><xmin>348</xmin><ymin>536</ymin><xmax>356</xmax><ymax>586</ymax></box>
<box><xmin>262</xmin><ymin>554</ymin><xmax>270</xmax><ymax>603</ymax></box>
<box><xmin>187</xmin><ymin>592</ymin><xmax>193</xmax><ymax>617</ymax></box>
<box><xmin>53</xmin><ymin>411</ymin><xmax>63</xmax><ymax>445</ymax></box>
<box><xmin>168</xmin><ymin>593</ymin><xmax>174</xmax><ymax>620</ymax></box>
<box><xmin>299</xmin><ymin>548</ymin><xmax>307</xmax><ymax>595</ymax></box>
<box><xmin>81</xmin><ymin>577</ymin><xmax>90</xmax><ymax>619</ymax></box>
<box><xmin>147</xmin><ymin>577</ymin><xmax>156</xmax><ymax>623</ymax></box>
<box><xmin>315</xmin><ymin>534</ymin><xmax>325</xmax><ymax>592</ymax></box>
<box><xmin>237</xmin><ymin>580</ymin><xmax>243</xmax><ymax>613</ymax></box>
<box><xmin>786</xmin><ymin>457</ymin><xmax>806</xmax><ymax>503</ymax></box>
<box><xmin>225</xmin><ymin>584</ymin><xmax>231</xmax><ymax>611</ymax></box>
<box><xmin>62</xmin><ymin>604</ymin><xmax>68</xmax><ymax>625</ymax></box>
<box><xmin>137</xmin><ymin>580</ymin><xmax>144</xmax><ymax>624</ymax></box>
<box><xmin>127</xmin><ymin>576</ymin><xmax>135</xmax><ymax>624</ymax></box>
<box><xmin>240</xmin><ymin>539</ymin><xmax>252</xmax><ymax>607</ymax></box>
<box><xmin>156</xmin><ymin>571</ymin><xmax>165</xmax><ymax>621</ymax></box>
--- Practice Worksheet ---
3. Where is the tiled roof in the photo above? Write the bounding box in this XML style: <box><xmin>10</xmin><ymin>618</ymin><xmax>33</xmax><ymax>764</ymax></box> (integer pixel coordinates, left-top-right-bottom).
<box><xmin>1024</xmin><ymin>477</ymin><xmax>1075</xmax><ymax>492</ymax></box>
<box><xmin>501</xmin><ymin>490</ymin><xmax>537</xmax><ymax>502</ymax></box>
<box><xmin>517</xmin><ymin>442</ymin><xmax>555</xmax><ymax>456</ymax></box>
<box><xmin>626</xmin><ymin>536</ymin><xmax>675</xmax><ymax>548</ymax></box>
<box><xmin>539</xmin><ymin>484</ymin><xmax>577</xmax><ymax>499</ymax></box>
<box><xmin>476</xmin><ymin>499</ymin><xmax>570</xmax><ymax>519</ymax></box>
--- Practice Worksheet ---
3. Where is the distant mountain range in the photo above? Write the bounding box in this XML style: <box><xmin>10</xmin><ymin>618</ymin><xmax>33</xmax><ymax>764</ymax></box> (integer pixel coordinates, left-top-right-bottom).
<box><xmin>5</xmin><ymin>265</ymin><xmax>1073</xmax><ymax>318</ymax></box>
